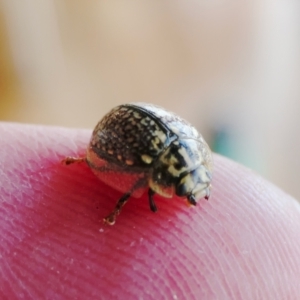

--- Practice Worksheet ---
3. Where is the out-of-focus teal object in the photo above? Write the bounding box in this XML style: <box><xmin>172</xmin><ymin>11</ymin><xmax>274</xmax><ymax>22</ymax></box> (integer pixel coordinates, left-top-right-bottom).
<box><xmin>212</xmin><ymin>128</ymin><xmax>238</xmax><ymax>160</ymax></box>
<box><xmin>212</xmin><ymin>127</ymin><xmax>265</xmax><ymax>174</ymax></box>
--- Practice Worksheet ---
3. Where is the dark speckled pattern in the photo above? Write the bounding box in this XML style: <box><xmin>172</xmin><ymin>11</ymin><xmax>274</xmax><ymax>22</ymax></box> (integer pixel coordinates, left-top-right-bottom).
<box><xmin>90</xmin><ymin>104</ymin><xmax>173</xmax><ymax>167</ymax></box>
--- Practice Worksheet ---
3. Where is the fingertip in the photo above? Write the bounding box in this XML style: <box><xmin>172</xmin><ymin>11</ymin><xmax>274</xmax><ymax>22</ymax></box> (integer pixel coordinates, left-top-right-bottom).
<box><xmin>1</xmin><ymin>123</ymin><xmax>300</xmax><ymax>299</ymax></box>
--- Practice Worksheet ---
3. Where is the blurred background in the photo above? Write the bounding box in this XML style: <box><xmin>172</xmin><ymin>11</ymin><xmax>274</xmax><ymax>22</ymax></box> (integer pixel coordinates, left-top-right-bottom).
<box><xmin>0</xmin><ymin>1</ymin><xmax>299</xmax><ymax>199</ymax></box>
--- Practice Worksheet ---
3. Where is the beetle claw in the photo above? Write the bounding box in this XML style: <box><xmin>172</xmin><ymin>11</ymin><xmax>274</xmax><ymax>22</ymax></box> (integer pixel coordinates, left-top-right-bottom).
<box><xmin>103</xmin><ymin>214</ymin><xmax>116</xmax><ymax>225</ymax></box>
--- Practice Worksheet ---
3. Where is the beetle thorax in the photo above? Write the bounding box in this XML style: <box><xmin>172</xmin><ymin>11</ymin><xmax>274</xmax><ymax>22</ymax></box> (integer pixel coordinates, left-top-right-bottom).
<box><xmin>149</xmin><ymin>139</ymin><xmax>212</xmax><ymax>200</ymax></box>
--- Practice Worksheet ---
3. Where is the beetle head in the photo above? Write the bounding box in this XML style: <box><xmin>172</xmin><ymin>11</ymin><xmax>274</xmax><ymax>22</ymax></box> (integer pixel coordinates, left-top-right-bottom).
<box><xmin>149</xmin><ymin>140</ymin><xmax>212</xmax><ymax>202</ymax></box>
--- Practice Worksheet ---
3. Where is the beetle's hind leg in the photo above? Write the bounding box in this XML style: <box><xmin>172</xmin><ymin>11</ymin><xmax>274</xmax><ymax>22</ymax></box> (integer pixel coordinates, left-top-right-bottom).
<box><xmin>62</xmin><ymin>156</ymin><xmax>86</xmax><ymax>165</ymax></box>
<box><xmin>103</xmin><ymin>177</ymin><xmax>148</xmax><ymax>225</ymax></box>
<box><xmin>105</xmin><ymin>188</ymin><xmax>158</xmax><ymax>225</ymax></box>
<box><xmin>148</xmin><ymin>188</ymin><xmax>158</xmax><ymax>212</ymax></box>
<box><xmin>103</xmin><ymin>193</ymin><xmax>131</xmax><ymax>225</ymax></box>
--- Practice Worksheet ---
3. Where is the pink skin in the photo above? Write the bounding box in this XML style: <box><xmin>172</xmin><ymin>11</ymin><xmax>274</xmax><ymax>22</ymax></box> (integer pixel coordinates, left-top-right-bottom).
<box><xmin>1</xmin><ymin>123</ymin><xmax>300</xmax><ymax>299</ymax></box>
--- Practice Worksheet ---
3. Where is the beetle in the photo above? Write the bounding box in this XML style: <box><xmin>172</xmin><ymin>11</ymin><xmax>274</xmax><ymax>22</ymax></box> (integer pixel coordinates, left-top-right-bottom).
<box><xmin>62</xmin><ymin>103</ymin><xmax>213</xmax><ymax>225</ymax></box>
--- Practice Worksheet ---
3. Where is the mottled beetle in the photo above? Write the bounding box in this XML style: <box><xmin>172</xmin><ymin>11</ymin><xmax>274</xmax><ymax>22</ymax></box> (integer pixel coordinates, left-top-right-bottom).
<box><xmin>62</xmin><ymin>103</ymin><xmax>213</xmax><ymax>225</ymax></box>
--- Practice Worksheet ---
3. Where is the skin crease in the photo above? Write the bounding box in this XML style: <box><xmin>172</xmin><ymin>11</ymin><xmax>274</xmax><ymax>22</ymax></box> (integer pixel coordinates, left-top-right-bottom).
<box><xmin>1</xmin><ymin>123</ymin><xmax>300</xmax><ymax>300</ymax></box>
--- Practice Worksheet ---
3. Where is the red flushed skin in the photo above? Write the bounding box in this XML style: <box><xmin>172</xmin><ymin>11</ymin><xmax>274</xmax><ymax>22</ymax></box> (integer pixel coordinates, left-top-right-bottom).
<box><xmin>1</xmin><ymin>123</ymin><xmax>300</xmax><ymax>299</ymax></box>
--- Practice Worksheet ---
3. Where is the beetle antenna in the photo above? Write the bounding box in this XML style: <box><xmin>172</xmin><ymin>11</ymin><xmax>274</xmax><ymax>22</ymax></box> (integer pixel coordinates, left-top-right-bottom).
<box><xmin>204</xmin><ymin>187</ymin><xmax>210</xmax><ymax>200</ymax></box>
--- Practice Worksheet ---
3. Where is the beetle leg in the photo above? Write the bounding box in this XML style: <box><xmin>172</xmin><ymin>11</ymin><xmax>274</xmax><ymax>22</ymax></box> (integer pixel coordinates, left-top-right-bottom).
<box><xmin>187</xmin><ymin>194</ymin><xmax>197</xmax><ymax>206</ymax></box>
<box><xmin>103</xmin><ymin>177</ymin><xmax>147</xmax><ymax>225</ymax></box>
<box><xmin>62</xmin><ymin>156</ymin><xmax>86</xmax><ymax>165</ymax></box>
<box><xmin>103</xmin><ymin>193</ymin><xmax>131</xmax><ymax>225</ymax></box>
<box><xmin>148</xmin><ymin>188</ymin><xmax>157</xmax><ymax>212</ymax></box>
